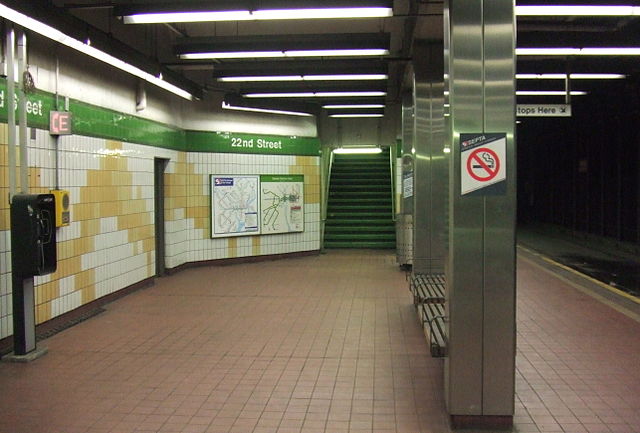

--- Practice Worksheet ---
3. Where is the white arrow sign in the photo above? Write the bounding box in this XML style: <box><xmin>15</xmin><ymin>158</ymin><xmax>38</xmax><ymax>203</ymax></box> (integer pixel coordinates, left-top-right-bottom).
<box><xmin>517</xmin><ymin>104</ymin><xmax>571</xmax><ymax>117</ymax></box>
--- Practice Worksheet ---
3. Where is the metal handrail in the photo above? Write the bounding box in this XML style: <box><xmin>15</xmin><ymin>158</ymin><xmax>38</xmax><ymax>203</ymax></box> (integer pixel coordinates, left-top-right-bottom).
<box><xmin>320</xmin><ymin>148</ymin><xmax>334</xmax><ymax>251</ymax></box>
<box><xmin>390</xmin><ymin>144</ymin><xmax>397</xmax><ymax>222</ymax></box>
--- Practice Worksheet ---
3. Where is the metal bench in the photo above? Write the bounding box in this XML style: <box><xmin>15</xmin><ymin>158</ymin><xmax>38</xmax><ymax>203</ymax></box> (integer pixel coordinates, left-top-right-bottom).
<box><xmin>410</xmin><ymin>273</ymin><xmax>448</xmax><ymax>358</ymax></box>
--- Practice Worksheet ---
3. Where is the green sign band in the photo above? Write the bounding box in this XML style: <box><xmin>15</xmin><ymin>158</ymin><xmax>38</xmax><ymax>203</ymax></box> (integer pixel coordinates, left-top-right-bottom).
<box><xmin>0</xmin><ymin>78</ymin><xmax>320</xmax><ymax>156</ymax></box>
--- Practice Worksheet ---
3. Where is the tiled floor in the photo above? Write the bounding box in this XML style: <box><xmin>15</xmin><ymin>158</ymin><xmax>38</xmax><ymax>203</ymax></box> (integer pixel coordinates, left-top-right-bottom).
<box><xmin>0</xmin><ymin>249</ymin><xmax>639</xmax><ymax>433</ymax></box>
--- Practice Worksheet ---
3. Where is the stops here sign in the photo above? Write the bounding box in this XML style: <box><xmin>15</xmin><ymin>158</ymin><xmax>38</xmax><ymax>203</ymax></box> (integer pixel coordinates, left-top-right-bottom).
<box><xmin>460</xmin><ymin>133</ymin><xmax>506</xmax><ymax>196</ymax></box>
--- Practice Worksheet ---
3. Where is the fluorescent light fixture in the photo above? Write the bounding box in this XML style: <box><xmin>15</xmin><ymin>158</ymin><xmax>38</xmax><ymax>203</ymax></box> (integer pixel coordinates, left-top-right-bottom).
<box><xmin>244</xmin><ymin>91</ymin><xmax>386</xmax><ymax>98</ymax></box>
<box><xmin>181</xmin><ymin>51</ymin><xmax>285</xmax><ymax>60</ymax></box>
<box><xmin>222</xmin><ymin>102</ymin><xmax>313</xmax><ymax>117</ymax></box>
<box><xmin>516</xmin><ymin>90</ymin><xmax>587</xmax><ymax>96</ymax></box>
<box><xmin>181</xmin><ymin>48</ymin><xmax>388</xmax><ymax>60</ymax></box>
<box><xmin>517</xmin><ymin>47</ymin><xmax>640</xmax><ymax>56</ymax></box>
<box><xmin>330</xmin><ymin>114</ymin><xmax>384</xmax><ymax>118</ymax></box>
<box><xmin>252</xmin><ymin>7</ymin><xmax>393</xmax><ymax>20</ymax></box>
<box><xmin>0</xmin><ymin>4</ymin><xmax>193</xmax><ymax>100</ymax></box>
<box><xmin>218</xmin><ymin>74</ymin><xmax>388</xmax><ymax>83</ymax></box>
<box><xmin>516</xmin><ymin>73</ymin><xmax>625</xmax><ymax>80</ymax></box>
<box><xmin>323</xmin><ymin>104</ymin><xmax>385</xmax><ymax>109</ymax></box>
<box><xmin>125</xmin><ymin>10</ymin><xmax>252</xmax><ymax>24</ymax></box>
<box><xmin>334</xmin><ymin>147</ymin><xmax>383</xmax><ymax>154</ymax></box>
<box><xmin>124</xmin><ymin>7</ymin><xmax>392</xmax><ymax>24</ymax></box>
<box><xmin>516</xmin><ymin>6</ymin><xmax>640</xmax><ymax>16</ymax></box>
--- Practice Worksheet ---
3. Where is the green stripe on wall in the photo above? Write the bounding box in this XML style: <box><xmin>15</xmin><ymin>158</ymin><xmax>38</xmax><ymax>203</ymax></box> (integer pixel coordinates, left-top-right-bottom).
<box><xmin>0</xmin><ymin>78</ymin><xmax>320</xmax><ymax>156</ymax></box>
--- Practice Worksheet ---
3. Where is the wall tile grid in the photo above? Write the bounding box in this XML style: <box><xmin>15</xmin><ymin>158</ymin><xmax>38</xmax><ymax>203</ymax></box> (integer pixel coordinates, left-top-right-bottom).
<box><xmin>164</xmin><ymin>152</ymin><xmax>321</xmax><ymax>269</ymax></box>
<box><xmin>0</xmin><ymin>125</ymin><xmax>320</xmax><ymax>340</ymax></box>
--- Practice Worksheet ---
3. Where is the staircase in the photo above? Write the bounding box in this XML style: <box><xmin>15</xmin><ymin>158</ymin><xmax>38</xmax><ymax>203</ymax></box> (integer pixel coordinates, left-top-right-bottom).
<box><xmin>324</xmin><ymin>149</ymin><xmax>395</xmax><ymax>249</ymax></box>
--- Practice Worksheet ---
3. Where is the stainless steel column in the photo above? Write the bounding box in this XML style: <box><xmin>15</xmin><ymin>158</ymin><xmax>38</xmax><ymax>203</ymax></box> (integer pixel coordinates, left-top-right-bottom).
<box><xmin>412</xmin><ymin>41</ymin><xmax>447</xmax><ymax>274</ymax></box>
<box><xmin>444</xmin><ymin>0</ymin><xmax>516</xmax><ymax>428</ymax></box>
<box><xmin>396</xmin><ymin>92</ymin><xmax>414</xmax><ymax>266</ymax></box>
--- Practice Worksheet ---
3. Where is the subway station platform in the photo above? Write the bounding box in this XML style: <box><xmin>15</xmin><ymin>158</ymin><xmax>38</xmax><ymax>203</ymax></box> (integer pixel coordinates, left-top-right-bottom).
<box><xmin>1</xmin><ymin>248</ymin><xmax>639</xmax><ymax>433</ymax></box>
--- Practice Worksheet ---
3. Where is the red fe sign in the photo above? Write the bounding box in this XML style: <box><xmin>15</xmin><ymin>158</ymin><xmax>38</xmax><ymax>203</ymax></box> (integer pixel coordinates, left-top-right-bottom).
<box><xmin>460</xmin><ymin>133</ymin><xmax>506</xmax><ymax>195</ymax></box>
<box><xmin>50</xmin><ymin>111</ymin><xmax>72</xmax><ymax>135</ymax></box>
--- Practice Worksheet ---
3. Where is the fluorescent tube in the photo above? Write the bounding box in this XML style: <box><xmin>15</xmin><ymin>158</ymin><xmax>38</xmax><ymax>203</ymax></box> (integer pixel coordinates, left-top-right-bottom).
<box><xmin>516</xmin><ymin>90</ymin><xmax>587</xmax><ymax>96</ymax></box>
<box><xmin>516</xmin><ymin>6</ymin><xmax>640</xmax><ymax>16</ymax></box>
<box><xmin>123</xmin><ymin>7</ymin><xmax>392</xmax><ymax>24</ymax></box>
<box><xmin>181</xmin><ymin>48</ymin><xmax>389</xmax><ymax>60</ymax></box>
<box><xmin>252</xmin><ymin>7</ymin><xmax>393</xmax><ymax>20</ymax></box>
<box><xmin>0</xmin><ymin>3</ymin><xmax>193</xmax><ymax>100</ymax></box>
<box><xmin>222</xmin><ymin>102</ymin><xmax>313</xmax><ymax>117</ymax></box>
<box><xmin>516</xmin><ymin>73</ymin><xmax>625</xmax><ymax>80</ymax></box>
<box><xmin>330</xmin><ymin>114</ymin><xmax>384</xmax><ymax>118</ymax></box>
<box><xmin>323</xmin><ymin>104</ymin><xmax>385</xmax><ymax>109</ymax></box>
<box><xmin>517</xmin><ymin>47</ymin><xmax>640</xmax><ymax>56</ymax></box>
<box><xmin>218</xmin><ymin>74</ymin><xmax>388</xmax><ymax>82</ymax></box>
<box><xmin>334</xmin><ymin>147</ymin><xmax>383</xmax><ymax>154</ymax></box>
<box><xmin>124</xmin><ymin>11</ymin><xmax>252</xmax><ymax>24</ymax></box>
<box><xmin>244</xmin><ymin>91</ymin><xmax>386</xmax><ymax>98</ymax></box>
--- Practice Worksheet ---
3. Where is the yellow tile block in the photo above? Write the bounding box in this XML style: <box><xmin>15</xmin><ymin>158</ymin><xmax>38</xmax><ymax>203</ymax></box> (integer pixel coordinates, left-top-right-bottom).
<box><xmin>27</xmin><ymin>167</ymin><xmax>39</xmax><ymax>188</ymax></box>
<box><xmin>59</xmin><ymin>256</ymin><xmax>82</xmax><ymax>278</ymax></box>
<box><xmin>228</xmin><ymin>237</ymin><xmax>237</xmax><ymax>258</ymax></box>
<box><xmin>117</xmin><ymin>186</ymin><xmax>133</xmax><ymax>201</ymax></box>
<box><xmin>252</xmin><ymin>236</ymin><xmax>261</xmax><ymax>256</ymax></box>
<box><xmin>106</xmin><ymin>140</ymin><xmax>123</xmax><ymax>150</ymax></box>
<box><xmin>81</xmin><ymin>285</ymin><xmax>96</xmax><ymax>305</ymax></box>
<box><xmin>128</xmin><ymin>225</ymin><xmax>153</xmax><ymax>243</ymax></box>
<box><xmin>76</xmin><ymin>269</ymin><xmax>95</xmax><ymax>290</ymax></box>
<box><xmin>143</xmin><ymin>237</ymin><xmax>155</xmax><ymax>253</ymax></box>
<box><xmin>35</xmin><ymin>302</ymin><xmax>51</xmax><ymax>325</ymax></box>
<box><xmin>0</xmin><ymin>208</ymin><xmax>9</xmax><ymax>231</ymax></box>
<box><xmin>81</xmin><ymin>219</ymin><xmax>101</xmax><ymax>237</ymax></box>
<box><xmin>194</xmin><ymin>217</ymin><xmax>207</xmax><ymax>231</ymax></box>
<box><xmin>0</xmin><ymin>124</ymin><xmax>7</xmax><ymax>145</ymax></box>
<box><xmin>87</xmin><ymin>171</ymin><xmax>102</xmax><ymax>187</ymax></box>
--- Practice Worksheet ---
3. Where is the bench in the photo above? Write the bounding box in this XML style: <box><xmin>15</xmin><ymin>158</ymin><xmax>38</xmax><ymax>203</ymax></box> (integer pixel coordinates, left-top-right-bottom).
<box><xmin>410</xmin><ymin>273</ymin><xmax>447</xmax><ymax>358</ymax></box>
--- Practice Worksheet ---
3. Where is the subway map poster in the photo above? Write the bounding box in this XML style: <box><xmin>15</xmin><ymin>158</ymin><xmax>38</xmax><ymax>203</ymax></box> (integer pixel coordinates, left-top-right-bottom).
<box><xmin>260</xmin><ymin>175</ymin><xmax>304</xmax><ymax>235</ymax></box>
<box><xmin>210</xmin><ymin>174</ymin><xmax>304</xmax><ymax>238</ymax></box>
<box><xmin>210</xmin><ymin>175</ymin><xmax>260</xmax><ymax>238</ymax></box>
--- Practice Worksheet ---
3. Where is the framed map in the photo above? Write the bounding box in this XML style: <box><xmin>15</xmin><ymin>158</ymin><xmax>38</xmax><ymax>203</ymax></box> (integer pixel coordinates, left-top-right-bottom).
<box><xmin>210</xmin><ymin>174</ymin><xmax>305</xmax><ymax>238</ymax></box>
<box><xmin>260</xmin><ymin>175</ymin><xmax>304</xmax><ymax>235</ymax></box>
<box><xmin>210</xmin><ymin>175</ymin><xmax>260</xmax><ymax>238</ymax></box>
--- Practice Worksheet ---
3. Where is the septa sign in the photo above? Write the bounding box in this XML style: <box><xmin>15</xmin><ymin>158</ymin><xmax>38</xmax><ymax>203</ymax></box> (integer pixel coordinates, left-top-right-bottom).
<box><xmin>460</xmin><ymin>133</ymin><xmax>506</xmax><ymax>196</ymax></box>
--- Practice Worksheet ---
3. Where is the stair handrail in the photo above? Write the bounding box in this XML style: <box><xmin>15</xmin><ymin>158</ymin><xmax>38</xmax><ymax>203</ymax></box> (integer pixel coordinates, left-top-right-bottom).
<box><xmin>390</xmin><ymin>144</ymin><xmax>397</xmax><ymax>222</ymax></box>
<box><xmin>320</xmin><ymin>148</ymin><xmax>335</xmax><ymax>250</ymax></box>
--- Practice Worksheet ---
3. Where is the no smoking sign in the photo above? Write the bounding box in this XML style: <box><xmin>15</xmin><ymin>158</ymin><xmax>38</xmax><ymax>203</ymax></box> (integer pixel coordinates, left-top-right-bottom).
<box><xmin>460</xmin><ymin>133</ymin><xmax>506</xmax><ymax>195</ymax></box>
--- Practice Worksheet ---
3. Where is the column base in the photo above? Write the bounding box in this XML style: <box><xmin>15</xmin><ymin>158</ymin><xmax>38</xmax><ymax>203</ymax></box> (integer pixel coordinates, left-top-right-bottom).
<box><xmin>450</xmin><ymin>415</ymin><xmax>513</xmax><ymax>430</ymax></box>
<box><xmin>2</xmin><ymin>346</ymin><xmax>48</xmax><ymax>363</ymax></box>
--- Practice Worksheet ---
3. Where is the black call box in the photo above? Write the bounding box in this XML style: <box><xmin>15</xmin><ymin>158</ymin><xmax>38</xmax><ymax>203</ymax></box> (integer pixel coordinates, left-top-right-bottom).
<box><xmin>10</xmin><ymin>194</ymin><xmax>57</xmax><ymax>276</ymax></box>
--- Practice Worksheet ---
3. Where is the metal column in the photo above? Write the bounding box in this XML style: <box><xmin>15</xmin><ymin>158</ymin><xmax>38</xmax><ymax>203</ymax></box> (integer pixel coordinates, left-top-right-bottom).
<box><xmin>396</xmin><ymin>92</ymin><xmax>414</xmax><ymax>267</ymax></box>
<box><xmin>412</xmin><ymin>41</ymin><xmax>447</xmax><ymax>274</ymax></box>
<box><xmin>444</xmin><ymin>0</ymin><xmax>516</xmax><ymax>428</ymax></box>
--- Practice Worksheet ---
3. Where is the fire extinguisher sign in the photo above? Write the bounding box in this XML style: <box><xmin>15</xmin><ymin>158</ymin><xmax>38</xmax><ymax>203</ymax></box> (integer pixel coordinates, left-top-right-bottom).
<box><xmin>460</xmin><ymin>133</ymin><xmax>507</xmax><ymax>196</ymax></box>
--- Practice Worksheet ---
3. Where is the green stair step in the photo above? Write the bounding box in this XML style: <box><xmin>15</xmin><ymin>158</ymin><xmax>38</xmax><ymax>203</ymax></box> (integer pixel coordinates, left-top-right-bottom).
<box><xmin>325</xmin><ymin>226</ymin><xmax>395</xmax><ymax>233</ymax></box>
<box><xmin>324</xmin><ymin>240</ymin><xmax>395</xmax><ymax>249</ymax></box>
<box><xmin>324</xmin><ymin>233</ymin><xmax>395</xmax><ymax>241</ymax></box>
<box><xmin>330</xmin><ymin>185</ymin><xmax>391</xmax><ymax>191</ymax></box>
<box><xmin>328</xmin><ymin>198</ymin><xmax>392</xmax><ymax>204</ymax></box>
<box><xmin>327</xmin><ymin>211</ymin><xmax>393</xmax><ymax>218</ymax></box>
<box><xmin>326</xmin><ymin>218</ymin><xmax>394</xmax><ymax>225</ymax></box>
<box><xmin>327</xmin><ymin>203</ymin><xmax>391</xmax><ymax>212</ymax></box>
<box><xmin>329</xmin><ymin>191</ymin><xmax>390</xmax><ymax>197</ymax></box>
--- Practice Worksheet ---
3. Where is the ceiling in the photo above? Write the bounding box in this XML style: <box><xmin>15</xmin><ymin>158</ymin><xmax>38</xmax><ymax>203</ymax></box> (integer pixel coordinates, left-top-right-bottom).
<box><xmin>7</xmin><ymin>0</ymin><xmax>640</xmax><ymax>114</ymax></box>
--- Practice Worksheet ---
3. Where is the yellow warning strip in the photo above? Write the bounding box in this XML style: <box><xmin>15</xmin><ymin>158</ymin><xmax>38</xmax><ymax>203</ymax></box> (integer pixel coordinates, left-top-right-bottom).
<box><xmin>518</xmin><ymin>246</ymin><xmax>640</xmax><ymax>323</ymax></box>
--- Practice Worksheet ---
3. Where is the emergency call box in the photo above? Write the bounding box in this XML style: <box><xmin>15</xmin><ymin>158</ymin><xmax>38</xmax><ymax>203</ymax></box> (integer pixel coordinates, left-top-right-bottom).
<box><xmin>50</xmin><ymin>189</ymin><xmax>70</xmax><ymax>227</ymax></box>
<box><xmin>10</xmin><ymin>194</ymin><xmax>57</xmax><ymax>277</ymax></box>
